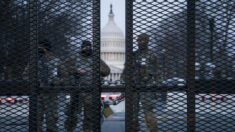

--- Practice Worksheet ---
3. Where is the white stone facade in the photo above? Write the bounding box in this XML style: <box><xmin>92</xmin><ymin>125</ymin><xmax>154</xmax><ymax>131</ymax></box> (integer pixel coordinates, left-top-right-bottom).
<box><xmin>101</xmin><ymin>5</ymin><xmax>125</xmax><ymax>82</ymax></box>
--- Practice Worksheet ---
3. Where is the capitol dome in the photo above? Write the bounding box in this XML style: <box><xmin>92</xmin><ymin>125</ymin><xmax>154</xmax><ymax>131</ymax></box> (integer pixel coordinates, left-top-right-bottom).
<box><xmin>101</xmin><ymin>4</ymin><xmax>125</xmax><ymax>82</ymax></box>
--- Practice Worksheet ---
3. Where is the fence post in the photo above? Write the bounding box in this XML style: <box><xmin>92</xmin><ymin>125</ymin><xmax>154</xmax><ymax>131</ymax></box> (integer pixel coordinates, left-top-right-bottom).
<box><xmin>93</xmin><ymin>0</ymin><xmax>101</xmax><ymax>131</ymax></box>
<box><xmin>125</xmin><ymin>0</ymin><xmax>135</xmax><ymax>131</ymax></box>
<box><xmin>29</xmin><ymin>0</ymin><xmax>38</xmax><ymax>131</ymax></box>
<box><xmin>187</xmin><ymin>0</ymin><xmax>196</xmax><ymax>132</ymax></box>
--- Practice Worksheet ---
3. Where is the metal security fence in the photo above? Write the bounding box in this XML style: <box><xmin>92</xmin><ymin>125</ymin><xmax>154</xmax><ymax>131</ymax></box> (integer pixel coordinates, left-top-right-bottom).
<box><xmin>126</xmin><ymin>0</ymin><xmax>235</xmax><ymax>132</ymax></box>
<box><xmin>0</xmin><ymin>0</ymin><xmax>101</xmax><ymax>132</ymax></box>
<box><xmin>0</xmin><ymin>0</ymin><xmax>234</xmax><ymax>132</ymax></box>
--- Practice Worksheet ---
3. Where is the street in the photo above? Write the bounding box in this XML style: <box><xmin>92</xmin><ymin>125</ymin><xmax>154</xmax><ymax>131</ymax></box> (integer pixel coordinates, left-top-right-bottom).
<box><xmin>1</xmin><ymin>93</ymin><xmax>235</xmax><ymax>132</ymax></box>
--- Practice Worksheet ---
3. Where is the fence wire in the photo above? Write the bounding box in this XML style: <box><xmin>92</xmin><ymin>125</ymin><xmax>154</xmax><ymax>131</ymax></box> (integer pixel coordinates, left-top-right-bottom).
<box><xmin>126</xmin><ymin>0</ymin><xmax>235</xmax><ymax>132</ymax></box>
<box><xmin>0</xmin><ymin>0</ymin><xmax>234</xmax><ymax>132</ymax></box>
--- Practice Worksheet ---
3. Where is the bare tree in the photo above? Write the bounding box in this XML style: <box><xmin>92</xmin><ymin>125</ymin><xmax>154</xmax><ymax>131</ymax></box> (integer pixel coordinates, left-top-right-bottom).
<box><xmin>0</xmin><ymin>0</ymin><xmax>79</xmax><ymax>80</ymax></box>
<box><xmin>153</xmin><ymin>0</ymin><xmax>235</xmax><ymax>80</ymax></box>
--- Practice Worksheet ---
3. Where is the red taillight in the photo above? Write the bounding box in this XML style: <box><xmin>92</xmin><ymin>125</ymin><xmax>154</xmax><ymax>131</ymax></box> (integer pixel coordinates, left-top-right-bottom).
<box><xmin>109</xmin><ymin>94</ymin><xmax>118</xmax><ymax>100</ymax></box>
<box><xmin>6</xmin><ymin>97</ymin><xmax>13</xmax><ymax>101</ymax></box>
<box><xmin>0</xmin><ymin>97</ymin><xmax>28</xmax><ymax>104</ymax></box>
<box><xmin>6</xmin><ymin>97</ymin><xmax>17</xmax><ymax>104</ymax></box>
<box><xmin>101</xmin><ymin>95</ymin><xmax>106</xmax><ymax>100</ymax></box>
<box><xmin>0</xmin><ymin>98</ymin><xmax>3</xmax><ymax>104</ymax></box>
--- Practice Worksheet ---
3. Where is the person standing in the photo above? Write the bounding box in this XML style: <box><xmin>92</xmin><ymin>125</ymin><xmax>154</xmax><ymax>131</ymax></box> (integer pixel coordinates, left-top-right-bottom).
<box><xmin>23</xmin><ymin>39</ymin><xmax>60</xmax><ymax>132</ymax></box>
<box><xmin>64</xmin><ymin>40</ymin><xmax>110</xmax><ymax>132</ymax></box>
<box><xmin>121</xmin><ymin>33</ymin><xmax>166</xmax><ymax>132</ymax></box>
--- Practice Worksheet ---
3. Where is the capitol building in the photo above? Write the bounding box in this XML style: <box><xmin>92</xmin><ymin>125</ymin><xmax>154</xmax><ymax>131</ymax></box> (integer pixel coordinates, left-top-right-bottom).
<box><xmin>101</xmin><ymin>5</ymin><xmax>125</xmax><ymax>82</ymax></box>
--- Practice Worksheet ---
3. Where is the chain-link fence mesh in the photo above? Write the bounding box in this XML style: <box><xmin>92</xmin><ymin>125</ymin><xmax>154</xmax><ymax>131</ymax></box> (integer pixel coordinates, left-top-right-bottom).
<box><xmin>0</xmin><ymin>0</ymin><xmax>235</xmax><ymax>132</ymax></box>
<box><xmin>126</xmin><ymin>0</ymin><xmax>234</xmax><ymax>131</ymax></box>
<box><xmin>0</xmin><ymin>1</ymin><xmax>31</xmax><ymax>131</ymax></box>
<box><xmin>194</xmin><ymin>0</ymin><xmax>235</xmax><ymax>132</ymax></box>
<box><xmin>0</xmin><ymin>0</ymin><xmax>101</xmax><ymax>132</ymax></box>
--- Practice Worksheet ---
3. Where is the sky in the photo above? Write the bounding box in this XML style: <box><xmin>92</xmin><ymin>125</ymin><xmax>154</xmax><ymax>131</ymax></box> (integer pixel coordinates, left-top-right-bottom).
<box><xmin>101</xmin><ymin>0</ymin><xmax>125</xmax><ymax>35</ymax></box>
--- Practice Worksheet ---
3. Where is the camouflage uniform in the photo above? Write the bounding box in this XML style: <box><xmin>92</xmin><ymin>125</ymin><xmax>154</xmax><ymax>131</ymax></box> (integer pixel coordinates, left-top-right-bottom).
<box><xmin>23</xmin><ymin>54</ymin><xmax>60</xmax><ymax>132</ymax></box>
<box><xmin>64</xmin><ymin>54</ymin><xmax>110</xmax><ymax>132</ymax></box>
<box><xmin>121</xmin><ymin>34</ymin><xmax>167</xmax><ymax>132</ymax></box>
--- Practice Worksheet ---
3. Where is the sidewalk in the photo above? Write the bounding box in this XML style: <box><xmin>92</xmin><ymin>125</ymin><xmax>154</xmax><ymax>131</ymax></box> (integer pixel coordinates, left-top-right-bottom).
<box><xmin>102</xmin><ymin>112</ymin><xmax>125</xmax><ymax>132</ymax></box>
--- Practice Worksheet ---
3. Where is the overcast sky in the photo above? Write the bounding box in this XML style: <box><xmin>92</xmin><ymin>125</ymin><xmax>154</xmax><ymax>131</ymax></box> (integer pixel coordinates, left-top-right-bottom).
<box><xmin>101</xmin><ymin>0</ymin><xmax>125</xmax><ymax>35</ymax></box>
